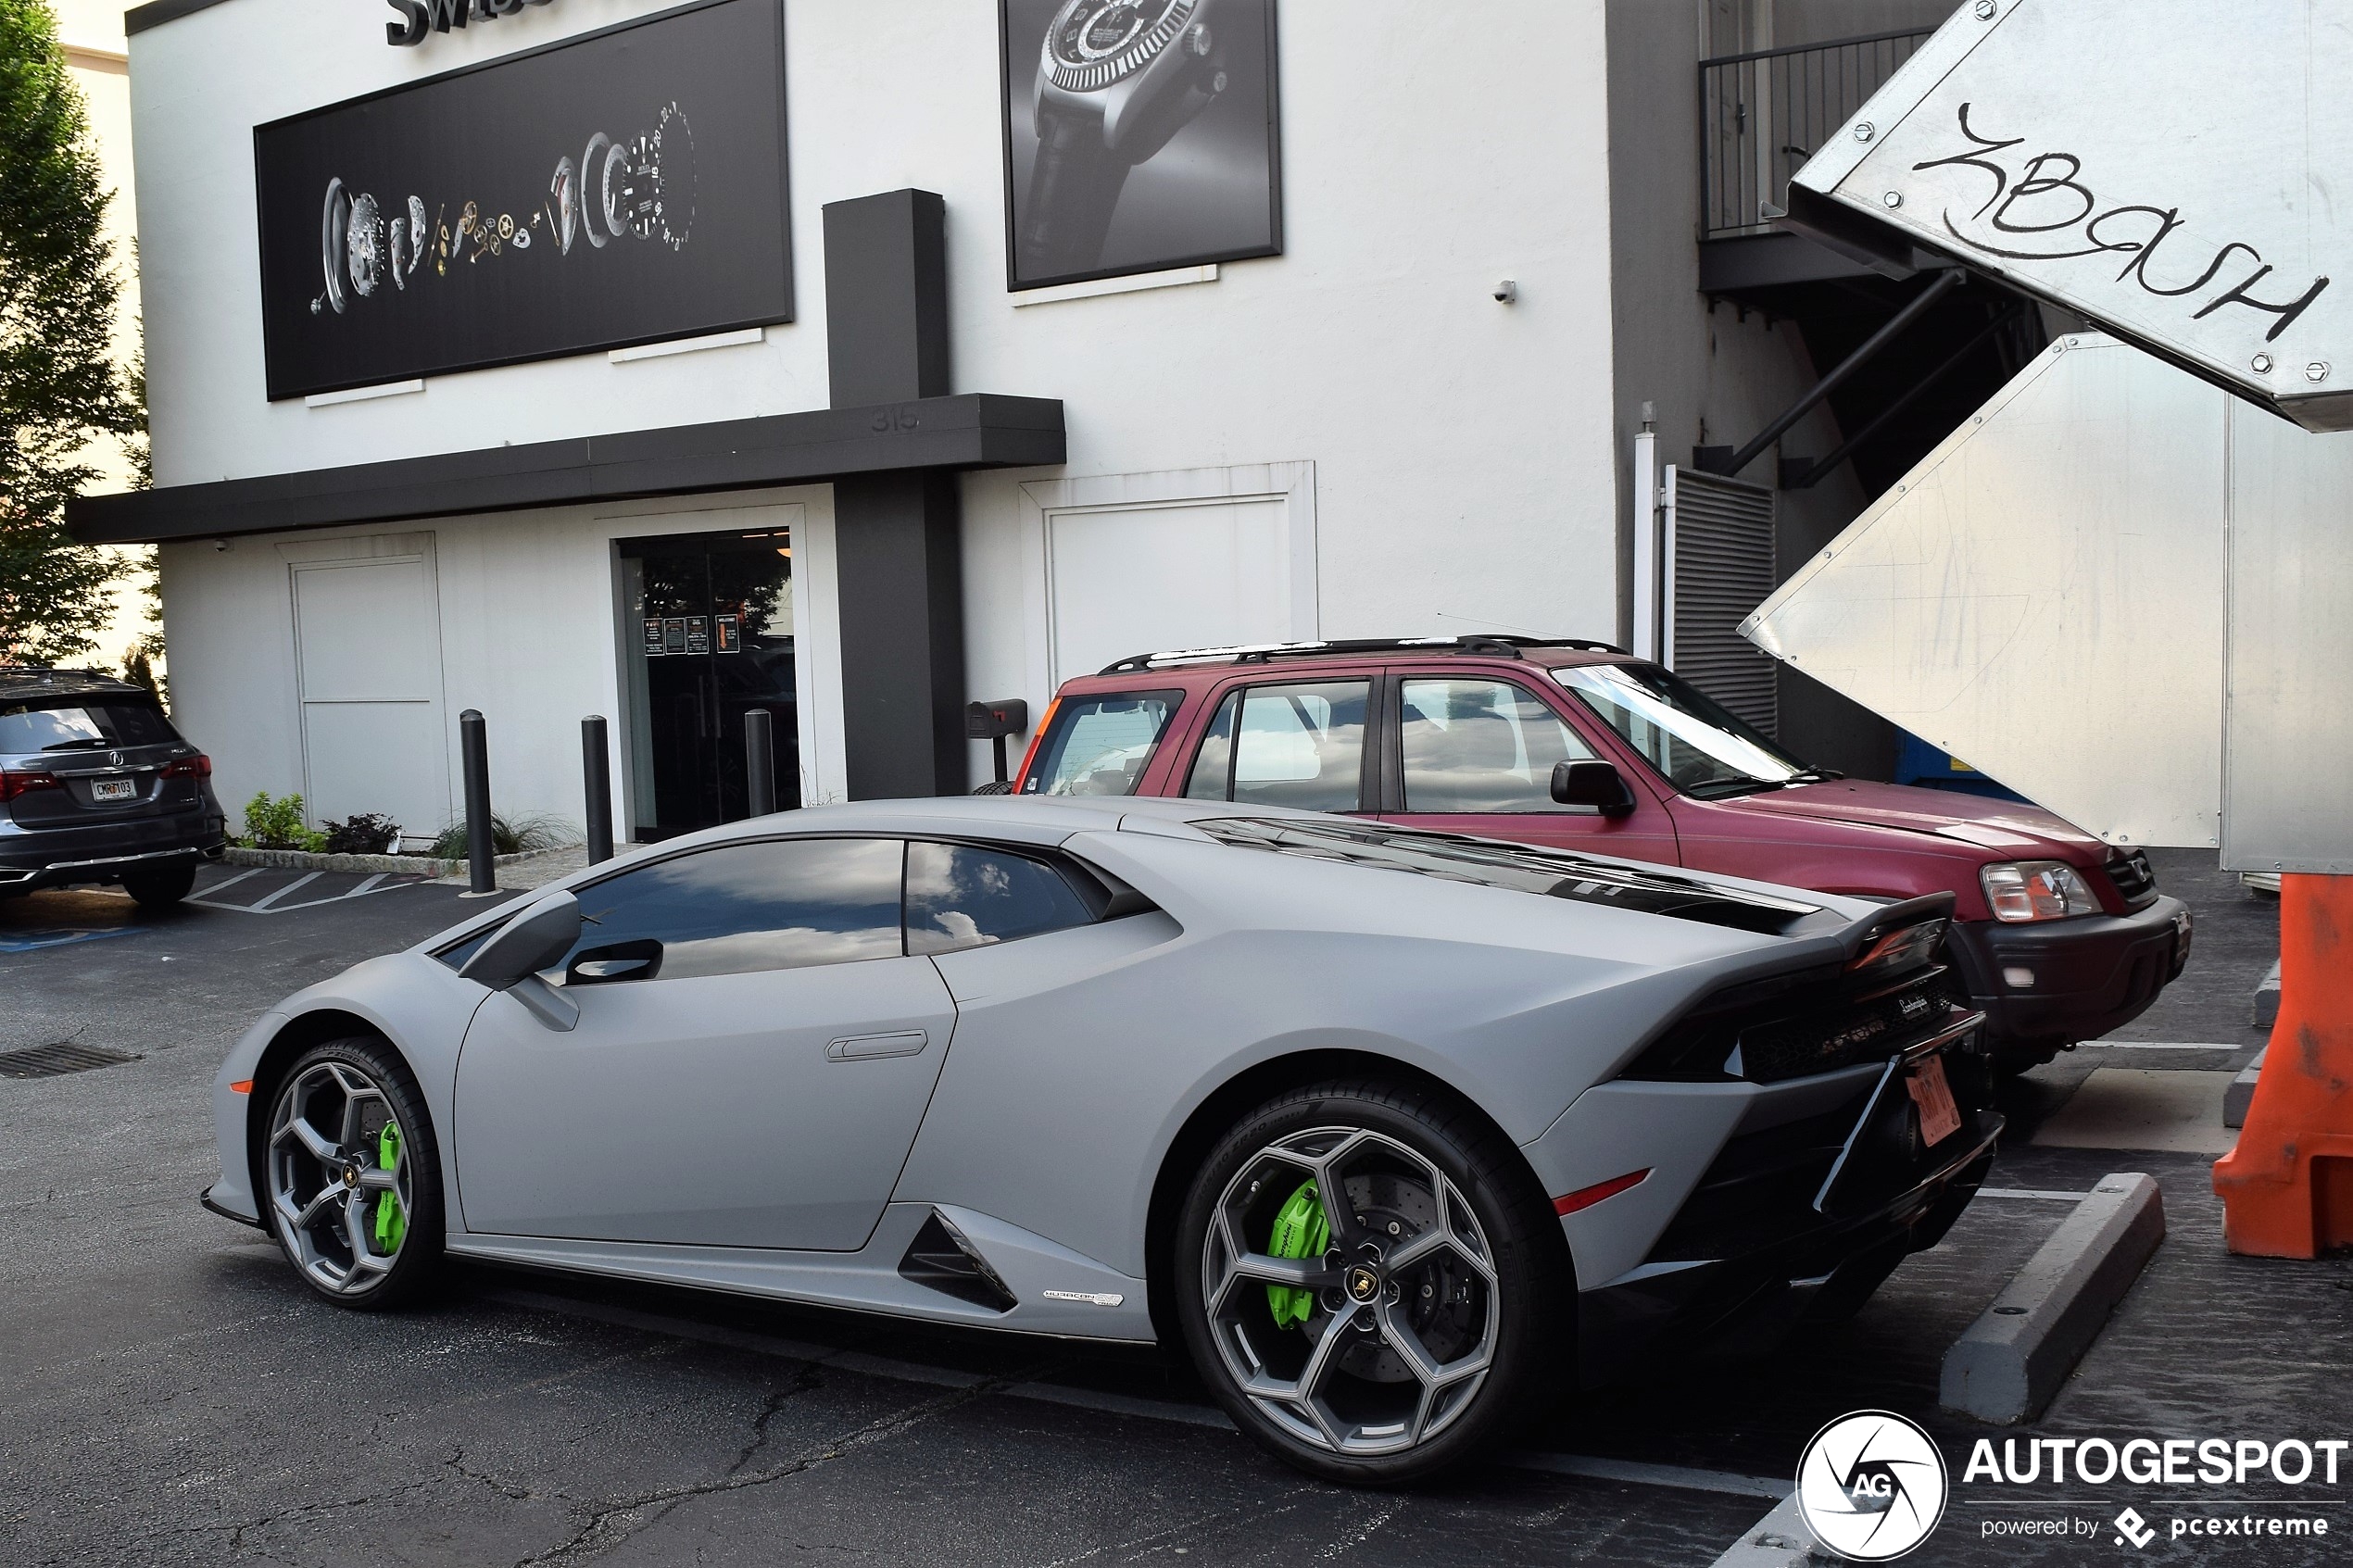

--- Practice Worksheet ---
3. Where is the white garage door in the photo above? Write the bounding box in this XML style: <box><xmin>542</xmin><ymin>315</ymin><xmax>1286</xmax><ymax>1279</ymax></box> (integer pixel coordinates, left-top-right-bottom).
<box><xmin>293</xmin><ymin>553</ymin><xmax>449</xmax><ymax>840</ymax></box>
<box><xmin>1047</xmin><ymin>496</ymin><xmax>1298</xmax><ymax>683</ymax></box>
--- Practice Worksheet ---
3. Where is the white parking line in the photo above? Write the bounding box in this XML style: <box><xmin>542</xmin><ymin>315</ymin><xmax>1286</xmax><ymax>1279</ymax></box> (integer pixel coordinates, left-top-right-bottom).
<box><xmin>1977</xmin><ymin>1187</ymin><xmax>2091</xmax><ymax>1201</ymax></box>
<box><xmin>1506</xmin><ymin>1449</ymin><xmax>1786</xmax><ymax>1499</ymax></box>
<box><xmin>2080</xmin><ymin>1041</ymin><xmax>2238</xmax><ymax>1050</ymax></box>
<box><xmin>244</xmin><ymin>872</ymin><xmax>321</xmax><ymax>911</ymax></box>
<box><xmin>189</xmin><ymin>871</ymin><xmax>422</xmax><ymax>915</ymax></box>
<box><xmin>484</xmin><ymin>1286</ymin><xmax>1791</xmax><ymax>1500</ymax></box>
<box><xmin>193</xmin><ymin>869</ymin><xmax>259</xmax><ymax>898</ymax></box>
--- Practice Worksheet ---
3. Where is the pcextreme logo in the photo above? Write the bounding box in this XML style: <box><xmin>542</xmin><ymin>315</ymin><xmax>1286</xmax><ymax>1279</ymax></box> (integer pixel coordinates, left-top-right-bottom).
<box><xmin>1796</xmin><ymin>1411</ymin><xmax>1950</xmax><ymax>1561</ymax></box>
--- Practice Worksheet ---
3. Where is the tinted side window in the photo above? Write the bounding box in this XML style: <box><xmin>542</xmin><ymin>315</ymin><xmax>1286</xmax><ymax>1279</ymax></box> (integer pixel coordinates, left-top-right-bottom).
<box><xmin>1020</xmin><ymin>689</ymin><xmax>1184</xmax><ymax>797</ymax></box>
<box><xmin>1183</xmin><ymin>689</ymin><xmax>1240</xmax><ymax>799</ymax></box>
<box><xmin>564</xmin><ymin>837</ymin><xmax>903</xmax><ymax>980</ymax></box>
<box><xmin>1183</xmin><ymin>680</ymin><xmax>1368</xmax><ymax>812</ymax></box>
<box><xmin>904</xmin><ymin>842</ymin><xmax>1097</xmax><ymax>956</ymax></box>
<box><xmin>1400</xmin><ymin>679</ymin><xmax>1597</xmax><ymax>813</ymax></box>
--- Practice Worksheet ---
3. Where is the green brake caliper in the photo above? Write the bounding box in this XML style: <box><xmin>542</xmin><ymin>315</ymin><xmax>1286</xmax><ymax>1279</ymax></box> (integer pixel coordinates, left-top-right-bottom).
<box><xmin>371</xmin><ymin>1121</ymin><xmax>406</xmax><ymax>1255</ymax></box>
<box><xmin>1265</xmin><ymin>1180</ymin><xmax>1330</xmax><ymax>1328</ymax></box>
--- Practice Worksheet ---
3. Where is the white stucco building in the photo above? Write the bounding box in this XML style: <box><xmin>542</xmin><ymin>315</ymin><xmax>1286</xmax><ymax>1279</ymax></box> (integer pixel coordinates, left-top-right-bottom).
<box><xmin>82</xmin><ymin>0</ymin><xmax>2000</xmax><ymax>847</ymax></box>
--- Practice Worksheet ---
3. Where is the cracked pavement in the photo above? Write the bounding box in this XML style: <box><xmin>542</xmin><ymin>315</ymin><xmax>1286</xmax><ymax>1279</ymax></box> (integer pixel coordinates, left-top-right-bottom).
<box><xmin>3</xmin><ymin>854</ymin><xmax>2341</xmax><ymax>1566</ymax></box>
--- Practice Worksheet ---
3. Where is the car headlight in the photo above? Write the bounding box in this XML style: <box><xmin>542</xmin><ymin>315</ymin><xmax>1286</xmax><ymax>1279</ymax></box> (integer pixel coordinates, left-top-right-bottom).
<box><xmin>1981</xmin><ymin>860</ymin><xmax>2102</xmax><ymax>922</ymax></box>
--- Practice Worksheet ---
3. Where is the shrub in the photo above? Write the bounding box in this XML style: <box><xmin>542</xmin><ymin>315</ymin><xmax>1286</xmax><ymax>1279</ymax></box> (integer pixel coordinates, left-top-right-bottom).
<box><xmin>321</xmin><ymin>813</ymin><xmax>400</xmax><ymax>856</ymax></box>
<box><xmin>240</xmin><ymin>791</ymin><xmax>326</xmax><ymax>852</ymax></box>
<box><xmin>430</xmin><ymin>813</ymin><xmax>566</xmax><ymax>860</ymax></box>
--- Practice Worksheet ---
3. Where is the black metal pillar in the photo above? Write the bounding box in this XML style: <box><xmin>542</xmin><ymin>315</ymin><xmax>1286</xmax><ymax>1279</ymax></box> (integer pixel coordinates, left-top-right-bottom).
<box><xmin>744</xmin><ymin>708</ymin><xmax>777</xmax><ymax>818</ymax></box>
<box><xmin>824</xmin><ymin>189</ymin><xmax>966</xmax><ymax>799</ymax></box>
<box><xmin>834</xmin><ymin>471</ymin><xmax>967</xmax><ymax>798</ymax></box>
<box><xmin>581</xmin><ymin>715</ymin><xmax>613</xmax><ymax>864</ymax></box>
<box><xmin>459</xmin><ymin>709</ymin><xmax>495</xmax><ymax>895</ymax></box>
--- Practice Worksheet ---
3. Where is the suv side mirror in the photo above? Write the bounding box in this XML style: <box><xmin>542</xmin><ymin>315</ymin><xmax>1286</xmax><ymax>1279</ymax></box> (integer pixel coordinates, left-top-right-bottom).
<box><xmin>1551</xmin><ymin>759</ymin><xmax>1638</xmax><ymax>819</ymax></box>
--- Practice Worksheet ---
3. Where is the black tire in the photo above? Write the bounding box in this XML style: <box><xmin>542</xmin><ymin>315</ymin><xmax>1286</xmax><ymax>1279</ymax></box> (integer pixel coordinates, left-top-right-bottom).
<box><xmin>262</xmin><ymin>1037</ymin><xmax>444</xmax><ymax>1310</ymax></box>
<box><xmin>121</xmin><ymin>862</ymin><xmax>196</xmax><ymax>909</ymax></box>
<box><xmin>1174</xmin><ymin>1078</ymin><xmax>1570</xmax><ymax>1486</ymax></box>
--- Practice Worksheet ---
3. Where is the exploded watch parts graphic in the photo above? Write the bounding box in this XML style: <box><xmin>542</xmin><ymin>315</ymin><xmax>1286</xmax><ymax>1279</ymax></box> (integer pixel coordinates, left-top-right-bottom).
<box><xmin>308</xmin><ymin>104</ymin><xmax>698</xmax><ymax>318</ymax></box>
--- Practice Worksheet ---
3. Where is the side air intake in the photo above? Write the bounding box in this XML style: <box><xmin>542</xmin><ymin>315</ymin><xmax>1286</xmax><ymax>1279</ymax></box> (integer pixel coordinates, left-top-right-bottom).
<box><xmin>897</xmin><ymin>1210</ymin><xmax>1017</xmax><ymax>1312</ymax></box>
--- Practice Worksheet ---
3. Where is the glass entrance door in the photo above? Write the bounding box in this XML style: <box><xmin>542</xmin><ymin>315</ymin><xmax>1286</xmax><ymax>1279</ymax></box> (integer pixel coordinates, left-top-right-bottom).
<box><xmin>619</xmin><ymin>527</ymin><xmax>799</xmax><ymax>839</ymax></box>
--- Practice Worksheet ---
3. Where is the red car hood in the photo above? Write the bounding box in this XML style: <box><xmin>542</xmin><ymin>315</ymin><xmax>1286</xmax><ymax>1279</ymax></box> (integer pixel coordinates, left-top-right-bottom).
<box><xmin>1714</xmin><ymin>779</ymin><xmax>2107</xmax><ymax>859</ymax></box>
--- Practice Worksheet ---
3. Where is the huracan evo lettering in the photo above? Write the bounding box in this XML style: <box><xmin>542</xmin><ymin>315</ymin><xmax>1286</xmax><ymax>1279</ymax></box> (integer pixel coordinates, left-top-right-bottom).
<box><xmin>385</xmin><ymin>0</ymin><xmax>556</xmax><ymax>47</ymax></box>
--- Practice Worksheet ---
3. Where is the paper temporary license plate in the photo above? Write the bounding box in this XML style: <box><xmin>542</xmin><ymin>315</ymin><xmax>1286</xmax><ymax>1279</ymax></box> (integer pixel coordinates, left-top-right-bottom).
<box><xmin>1906</xmin><ymin>1054</ymin><xmax>1963</xmax><ymax>1147</ymax></box>
<box><xmin>91</xmin><ymin>778</ymin><xmax>136</xmax><ymax>803</ymax></box>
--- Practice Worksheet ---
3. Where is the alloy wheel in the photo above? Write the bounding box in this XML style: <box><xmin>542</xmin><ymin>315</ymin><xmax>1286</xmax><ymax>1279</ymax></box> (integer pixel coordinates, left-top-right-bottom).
<box><xmin>1199</xmin><ymin>1126</ymin><xmax>1501</xmax><ymax>1458</ymax></box>
<box><xmin>266</xmin><ymin>1060</ymin><xmax>413</xmax><ymax>1296</ymax></box>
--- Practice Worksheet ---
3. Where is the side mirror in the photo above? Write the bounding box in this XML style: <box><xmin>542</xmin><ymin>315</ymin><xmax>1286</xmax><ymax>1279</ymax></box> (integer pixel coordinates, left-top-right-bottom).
<box><xmin>1551</xmin><ymin>759</ymin><xmax>1639</xmax><ymax>819</ymax></box>
<box><xmin>457</xmin><ymin>892</ymin><xmax>584</xmax><ymax>991</ymax></box>
<box><xmin>568</xmin><ymin>938</ymin><xmax>663</xmax><ymax>985</ymax></box>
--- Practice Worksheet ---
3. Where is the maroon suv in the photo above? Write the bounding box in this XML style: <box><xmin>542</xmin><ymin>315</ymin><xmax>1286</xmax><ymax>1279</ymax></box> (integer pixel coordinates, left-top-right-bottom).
<box><xmin>1013</xmin><ymin>636</ymin><xmax>2189</xmax><ymax>1071</ymax></box>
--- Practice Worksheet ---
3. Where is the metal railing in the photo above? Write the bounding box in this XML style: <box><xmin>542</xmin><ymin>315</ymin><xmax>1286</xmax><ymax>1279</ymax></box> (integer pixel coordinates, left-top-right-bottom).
<box><xmin>1699</xmin><ymin>29</ymin><xmax>1933</xmax><ymax>240</ymax></box>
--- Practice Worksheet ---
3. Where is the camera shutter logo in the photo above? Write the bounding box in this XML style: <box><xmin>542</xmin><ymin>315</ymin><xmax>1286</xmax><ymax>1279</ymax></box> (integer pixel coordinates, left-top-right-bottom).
<box><xmin>1795</xmin><ymin>1410</ymin><xmax>1949</xmax><ymax>1561</ymax></box>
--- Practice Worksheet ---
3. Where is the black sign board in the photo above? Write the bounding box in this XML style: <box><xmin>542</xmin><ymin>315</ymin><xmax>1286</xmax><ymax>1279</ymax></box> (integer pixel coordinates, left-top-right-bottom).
<box><xmin>256</xmin><ymin>0</ymin><xmax>792</xmax><ymax>400</ymax></box>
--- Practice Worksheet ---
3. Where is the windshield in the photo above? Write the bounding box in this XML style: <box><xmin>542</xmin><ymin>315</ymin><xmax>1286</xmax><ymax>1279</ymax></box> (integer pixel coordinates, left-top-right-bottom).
<box><xmin>1554</xmin><ymin>664</ymin><xmax>1811</xmax><ymax>797</ymax></box>
<box><xmin>1020</xmin><ymin>689</ymin><xmax>1185</xmax><ymax>797</ymax></box>
<box><xmin>0</xmin><ymin>699</ymin><xmax>178</xmax><ymax>754</ymax></box>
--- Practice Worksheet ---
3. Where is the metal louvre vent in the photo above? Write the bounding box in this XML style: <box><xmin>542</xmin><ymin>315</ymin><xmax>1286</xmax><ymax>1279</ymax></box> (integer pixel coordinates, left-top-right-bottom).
<box><xmin>1667</xmin><ymin>468</ymin><xmax>1780</xmax><ymax>734</ymax></box>
<box><xmin>0</xmin><ymin>1041</ymin><xmax>142</xmax><ymax>1079</ymax></box>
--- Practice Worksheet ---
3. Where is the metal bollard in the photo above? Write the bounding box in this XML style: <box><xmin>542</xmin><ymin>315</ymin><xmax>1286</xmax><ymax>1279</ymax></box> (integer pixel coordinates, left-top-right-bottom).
<box><xmin>744</xmin><ymin>709</ymin><xmax>776</xmax><ymax>819</ymax></box>
<box><xmin>459</xmin><ymin>709</ymin><xmax>496</xmax><ymax>896</ymax></box>
<box><xmin>582</xmin><ymin>715</ymin><xmax>614</xmax><ymax>865</ymax></box>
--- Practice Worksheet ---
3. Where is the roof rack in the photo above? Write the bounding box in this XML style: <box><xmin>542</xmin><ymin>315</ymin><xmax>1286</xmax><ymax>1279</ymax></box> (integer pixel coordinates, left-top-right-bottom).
<box><xmin>1096</xmin><ymin>634</ymin><xmax>1629</xmax><ymax>676</ymax></box>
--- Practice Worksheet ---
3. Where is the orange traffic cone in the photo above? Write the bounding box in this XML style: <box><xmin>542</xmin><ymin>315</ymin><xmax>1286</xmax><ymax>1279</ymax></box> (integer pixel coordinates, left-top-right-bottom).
<box><xmin>2213</xmin><ymin>873</ymin><xmax>2353</xmax><ymax>1257</ymax></box>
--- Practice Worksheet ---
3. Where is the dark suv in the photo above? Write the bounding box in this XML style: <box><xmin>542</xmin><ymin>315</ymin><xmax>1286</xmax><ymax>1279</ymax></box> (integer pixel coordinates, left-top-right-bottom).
<box><xmin>1013</xmin><ymin>636</ymin><xmax>2191</xmax><ymax>1072</ymax></box>
<box><xmin>1</xmin><ymin>669</ymin><xmax>228</xmax><ymax>908</ymax></box>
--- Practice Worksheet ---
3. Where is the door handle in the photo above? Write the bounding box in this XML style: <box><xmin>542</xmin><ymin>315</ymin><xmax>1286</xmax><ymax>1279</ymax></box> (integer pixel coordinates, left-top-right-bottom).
<box><xmin>825</xmin><ymin>1030</ymin><xmax>927</xmax><ymax>1060</ymax></box>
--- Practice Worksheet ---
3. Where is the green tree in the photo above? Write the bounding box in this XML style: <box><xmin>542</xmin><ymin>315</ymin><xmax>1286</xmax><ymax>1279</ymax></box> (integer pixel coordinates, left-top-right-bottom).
<box><xmin>0</xmin><ymin>0</ymin><xmax>134</xmax><ymax>666</ymax></box>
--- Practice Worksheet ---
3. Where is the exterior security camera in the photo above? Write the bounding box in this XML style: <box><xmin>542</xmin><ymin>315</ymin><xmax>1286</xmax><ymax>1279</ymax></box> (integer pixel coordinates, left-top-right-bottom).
<box><xmin>1493</xmin><ymin>280</ymin><xmax>1518</xmax><ymax>304</ymax></box>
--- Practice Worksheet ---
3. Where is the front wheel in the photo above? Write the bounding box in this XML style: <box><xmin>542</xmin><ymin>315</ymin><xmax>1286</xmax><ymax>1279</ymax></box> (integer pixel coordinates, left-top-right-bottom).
<box><xmin>263</xmin><ymin>1038</ymin><xmax>443</xmax><ymax>1309</ymax></box>
<box><xmin>1174</xmin><ymin>1080</ymin><xmax>1569</xmax><ymax>1485</ymax></box>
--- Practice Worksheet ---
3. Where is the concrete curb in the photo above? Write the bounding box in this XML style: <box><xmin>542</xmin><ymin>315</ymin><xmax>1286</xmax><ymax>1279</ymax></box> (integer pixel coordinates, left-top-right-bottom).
<box><xmin>2225</xmin><ymin>1049</ymin><xmax>2265</xmax><ymax>1129</ymax></box>
<box><xmin>2253</xmin><ymin>960</ymin><xmax>2282</xmax><ymax>1029</ymax></box>
<box><xmin>223</xmin><ymin>845</ymin><xmax>577</xmax><ymax>879</ymax></box>
<box><xmin>1939</xmin><ymin>1173</ymin><xmax>2165</xmax><ymax>1424</ymax></box>
<box><xmin>1707</xmin><ymin>1494</ymin><xmax>1822</xmax><ymax>1566</ymax></box>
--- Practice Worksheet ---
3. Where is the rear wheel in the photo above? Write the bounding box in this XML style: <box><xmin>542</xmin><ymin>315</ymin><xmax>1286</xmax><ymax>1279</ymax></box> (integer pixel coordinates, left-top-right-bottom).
<box><xmin>1174</xmin><ymin>1080</ymin><xmax>1568</xmax><ymax>1485</ymax></box>
<box><xmin>121</xmin><ymin>862</ymin><xmax>195</xmax><ymax>908</ymax></box>
<box><xmin>263</xmin><ymin>1038</ymin><xmax>442</xmax><ymax>1309</ymax></box>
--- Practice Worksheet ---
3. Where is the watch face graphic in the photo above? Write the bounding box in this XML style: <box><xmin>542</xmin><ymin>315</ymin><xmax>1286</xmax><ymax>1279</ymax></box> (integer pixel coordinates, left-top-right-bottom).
<box><xmin>581</xmin><ymin>132</ymin><xmax>613</xmax><ymax>247</ymax></box>
<box><xmin>617</xmin><ymin>132</ymin><xmax>661</xmax><ymax>241</ymax></box>
<box><xmin>1043</xmin><ymin>0</ymin><xmax>1194</xmax><ymax>91</ymax></box>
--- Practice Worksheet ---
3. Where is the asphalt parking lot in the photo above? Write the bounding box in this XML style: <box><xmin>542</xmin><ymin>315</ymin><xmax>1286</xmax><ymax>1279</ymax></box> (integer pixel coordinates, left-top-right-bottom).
<box><xmin>4</xmin><ymin>853</ymin><xmax>2345</xmax><ymax>1567</ymax></box>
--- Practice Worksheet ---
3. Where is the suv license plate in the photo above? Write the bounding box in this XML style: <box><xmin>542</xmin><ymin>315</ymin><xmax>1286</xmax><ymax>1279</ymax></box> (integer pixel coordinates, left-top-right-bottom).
<box><xmin>91</xmin><ymin>778</ymin><xmax>136</xmax><ymax>803</ymax></box>
<box><xmin>1906</xmin><ymin>1054</ymin><xmax>1963</xmax><ymax>1147</ymax></box>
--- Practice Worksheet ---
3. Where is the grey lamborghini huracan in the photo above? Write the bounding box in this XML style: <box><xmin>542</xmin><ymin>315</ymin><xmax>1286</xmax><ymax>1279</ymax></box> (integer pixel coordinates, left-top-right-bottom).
<box><xmin>204</xmin><ymin>797</ymin><xmax>1996</xmax><ymax>1483</ymax></box>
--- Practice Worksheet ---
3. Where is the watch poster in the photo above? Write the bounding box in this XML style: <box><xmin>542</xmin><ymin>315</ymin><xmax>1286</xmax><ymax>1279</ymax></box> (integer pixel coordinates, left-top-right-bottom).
<box><xmin>998</xmin><ymin>0</ymin><xmax>1282</xmax><ymax>291</ymax></box>
<box><xmin>254</xmin><ymin>0</ymin><xmax>792</xmax><ymax>400</ymax></box>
